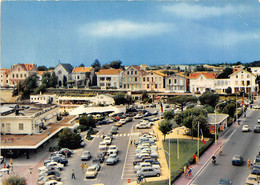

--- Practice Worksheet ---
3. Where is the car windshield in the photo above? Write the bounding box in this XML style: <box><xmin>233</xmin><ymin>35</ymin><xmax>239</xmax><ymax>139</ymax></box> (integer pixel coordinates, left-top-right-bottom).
<box><xmin>88</xmin><ymin>168</ymin><xmax>96</xmax><ymax>172</ymax></box>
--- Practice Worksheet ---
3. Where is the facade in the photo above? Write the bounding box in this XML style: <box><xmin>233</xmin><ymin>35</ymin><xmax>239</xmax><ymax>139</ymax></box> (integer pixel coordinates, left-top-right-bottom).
<box><xmin>91</xmin><ymin>94</ymin><xmax>115</xmax><ymax>105</ymax></box>
<box><xmin>229</xmin><ymin>69</ymin><xmax>257</xmax><ymax>94</ymax></box>
<box><xmin>189</xmin><ymin>72</ymin><xmax>216</xmax><ymax>94</ymax></box>
<box><xmin>0</xmin><ymin>69</ymin><xmax>10</xmax><ymax>87</ymax></box>
<box><xmin>250</xmin><ymin>67</ymin><xmax>260</xmax><ymax>76</ymax></box>
<box><xmin>37</xmin><ymin>70</ymin><xmax>54</xmax><ymax>86</ymax></box>
<box><xmin>214</xmin><ymin>79</ymin><xmax>230</xmax><ymax>94</ymax></box>
<box><xmin>54</xmin><ymin>63</ymin><xmax>73</xmax><ymax>87</ymax></box>
<box><xmin>96</xmin><ymin>69</ymin><xmax>123</xmax><ymax>89</ymax></box>
<box><xmin>121</xmin><ymin>65</ymin><xmax>146</xmax><ymax>91</ymax></box>
<box><xmin>30</xmin><ymin>94</ymin><xmax>58</xmax><ymax>104</ymax></box>
<box><xmin>7</xmin><ymin>64</ymin><xmax>38</xmax><ymax>87</ymax></box>
<box><xmin>0</xmin><ymin>104</ymin><xmax>59</xmax><ymax>135</ymax></box>
<box><xmin>165</xmin><ymin>73</ymin><xmax>188</xmax><ymax>93</ymax></box>
<box><xmin>142</xmin><ymin>71</ymin><xmax>166</xmax><ymax>91</ymax></box>
<box><xmin>71</xmin><ymin>67</ymin><xmax>94</xmax><ymax>88</ymax></box>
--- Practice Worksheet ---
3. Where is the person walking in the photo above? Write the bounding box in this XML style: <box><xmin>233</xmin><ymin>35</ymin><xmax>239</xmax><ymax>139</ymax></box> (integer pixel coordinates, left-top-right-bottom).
<box><xmin>81</xmin><ymin>163</ymin><xmax>84</xmax><ymax>173</ymax></box>
<box><xmin>71</xmin><ymin>169</ymin><xmax>76</xmax><ymax>179</ymax></box>
<box><xmin>184</xmin><ymin>165</ymin><xmax>187</xmax><ymax>178</ymax></box>
<box><xmin>84</xmin><ymin>163</ymin><xmax>87</xmax><ymax>171</ymax></box>
<box><xmin>247</xmin><ymin>159</ymin><xmax>251</xmax><ymax>168</ymax></box>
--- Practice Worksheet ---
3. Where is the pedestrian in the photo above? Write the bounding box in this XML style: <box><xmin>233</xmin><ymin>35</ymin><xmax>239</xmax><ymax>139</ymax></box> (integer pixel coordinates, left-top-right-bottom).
<box><xmin>81</xmin><ymin>163</ymin><xmax>84</xmax><ymax>173</ymax></box>
<box><xmin>71</xmin><ymin>169</ymin><xmax>76</xmax><ymax>179</ymax></box>
<box><xmin>188</xmin><ymin>166</ymin><xmax>192</xmax><ymax>178</ymax></box>
<box><xmin>102</xmin><ymin>132</ymin><xmax>105</xmax><ymax>139</ymax></box>
<box><xmin>84</xmin><ymin>163</ymin><xmax>87</xmax><ymax>170</ymax></box>
<box><xmin>247</xmin><ymin>159</ymin><xmax>251</xmax><ymax>168</ymax></box>
<box><xmin>130</xmin><ymin>140</ymin><xmax>132</xmax><ymax>145</ymax></box>
<box><xmin>133</xmin><ymin>140</ymin><xmax>135</xmax><ymax>145</ymax></box>
<box><xmin>183</xmin><ymin>165</ymin><xmax>187</xmax><ymax>178</ymax></box>
<box><xmin>192</xmin><ymin>155</ymin><xmax>196</xmax><ymax>163</ymax></box>
<box><xmin>195</xmin><ymin>156</ymin><xmax>198</xmax><ymax>163</ymax></box>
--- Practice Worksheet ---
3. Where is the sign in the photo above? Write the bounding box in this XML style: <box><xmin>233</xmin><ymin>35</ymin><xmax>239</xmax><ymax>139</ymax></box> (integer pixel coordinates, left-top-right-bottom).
<box><xmin>127</xmin><ymin>179</ymin><xmax>131</xmax><ymax>183</ymax></box>
<box><xmin>220</xmin><ymin>125</ymin><xmax>224</xmax><ymax>131</ymax></box>
<box><xmin>209</xmin><ymin>126</ymin><xmax>215</xmax><ymax>134</ymax></box>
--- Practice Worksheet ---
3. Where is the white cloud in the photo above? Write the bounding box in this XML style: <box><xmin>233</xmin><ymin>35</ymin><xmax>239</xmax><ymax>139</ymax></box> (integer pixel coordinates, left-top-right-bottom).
<box><xmin>78</xmin><ymin>20</ymin><xmax>173</xmax><ymax>38</ymax></box>
<box><xmin>162</xmin><ymin>3</ymin><xmax>247</xmax><ymax>19</ymax></box>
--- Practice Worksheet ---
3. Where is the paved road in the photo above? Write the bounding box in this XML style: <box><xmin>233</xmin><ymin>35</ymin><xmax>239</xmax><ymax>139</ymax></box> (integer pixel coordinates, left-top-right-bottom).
<box><xmin>191</xmin><ymin>108</ymin><xmax>260</xmax><ymax>185</ymax></box>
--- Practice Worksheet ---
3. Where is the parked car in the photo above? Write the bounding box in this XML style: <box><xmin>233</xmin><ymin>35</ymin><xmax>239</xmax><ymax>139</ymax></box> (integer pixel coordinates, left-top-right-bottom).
<box><xmin>143</xmin><ymin>159</ymin><xmax>160</xmax><ymax>166</ymax></box>
<box><xmin>85</xmin><ymin>166</ymin><xmax>98</xmax><ymax>178</ymax></box>
<box><xmin>254</xmin><ymin>125</ymin><xmax>260</xmax><ymax>133</ymax></box>
<box><xmin>37</xmin><ymin>175</ymin><xmax>61</xmax><ymax>185</ymax></box>
<box><xmin>150</xmin><ymin>104</ymin><xmax>156</xmax><ymax>108</ymax></box>
<box><xmin>46</xmin><ymin>162</ymin><xmax>64</xmax><ymax>171</ymax></box>
<box><xmin>219</xmin><ymin>178</ymin><xmax>232</xmax><ymax>185</ymax></box>
<box><xmin>106</xmin><ymin>154</ymin><xmax>119</xmax><ymax>165</ymax></box>
<box><xmin>81</xmin><ymin>151</ymin><xmax>91</xmax><ymax>161</ymax></box>
<box><xmin>126</xmin><ymin>117</ymin><xmax>133</xmax><ymax>122</ymax></box>
<box><xmin>49</xmin><ymin>157</ymin><xmax>68</xmax><ymax>166</ymax></box>
<box><xmin>135</xmin><ymin>153</ymin><xmax>150</xmax><ymax>159</ymax></box>
<box><xmin>44</xmin><ymin>180</ymin><xmax>63</xmax><ymax>185</ymax></box>
<box><xmin>0</xmin><ymin>156</ymin><xmax>4</xmax><ymax>164</ymax></box>
<box><xmin>136</xmin><ymin>167</ymin><xmax>161</xmax><ymax>177</ymax></box>
<box><xmin>99</xmin><ymin>142</ymin><xmax>108</xmax><ymax>150</ymax></box>
<box><xmin>134</xmin><ymin>114</ymin><xmax>143</xmax><ymax>119</ymax></box>
<box><xmin>39</xmin><ymin>170</ymin><xmax>60</xmax><ymax>178</ymax></box>
<box><xmin>58</xmin><ymin>148</ymin><xmax>73</xmax><ymax>157</ymax></box>
<box><xmin>258</xmin><ymin>118</ymin><xmax>260</xmax><ymax>123</ymax></box>
<box><xmin>245</xmin><ymin>174</ymin><xmax>259</xmax><ymax>185</ymax></box>
<box><xmin>232</xmin><ymin>154</ymin><xmax>243</xmax><ymax>165</ymax></box>
<box><xmin>103</xmin><ymin>137</ymin><xmax>112</xmax><ymax>145</ymax></box>
<box><xmin>242</xmin><ymin>125</ymin><xmax>250</xmax><ymax>132</ymax></box>
<box><xmin>136</xmin><ymin>122</ymin><xmax>151</xmax><ymax>129</ymax></box>
<box><xmin>110</xmin><ymin>126</ymin><xmax>118</xmax><ymax>134</ymax></box>
<box><xmin>107</xmin><ymin>145</ymin><xmax>118</xmax><ymax>155</ymax></box>
<box><xmin>134</xmin><ymin>162</ymin><xmax>160</xmax><ymax>172</ymax></box>
<box><xmin>91</xmin><ymin>158</ymin><xmax>101</xmax><ymax>171</ymax></box>
<box><xmin>143</xmin><ymin>112</ymin><xmax>153</xmax><ymax>117</ymax></box>
<box><xmin>133</xmin><ymin>156</ymin><xmax>153</xmax><ymax>165</ymax></box>
<box><xmin>251</xmin><ymin>168</ymin><xmax>260</xmax><ymax>175</ymax></box>
<box><xmin>38</xmin><ymin>166</ymin><xmax>49</xmax><ymax>174</ymax></box>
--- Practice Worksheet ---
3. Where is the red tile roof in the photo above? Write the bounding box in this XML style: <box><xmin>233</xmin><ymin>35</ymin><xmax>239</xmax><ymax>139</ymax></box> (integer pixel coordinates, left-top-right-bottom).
<box><xmin>96</xmin><ymin>69</ymin><xmax>123</xmax><ymax>75</ymax></box>
<box><xmin>72</xmin><ymin>67</ymin><xmax>92</xmax><ymax>73</ymax></box>
<box><xmin>189</xmin><ymin>72</ymin><xmax>216</xmax><ymax>79</ymax></box>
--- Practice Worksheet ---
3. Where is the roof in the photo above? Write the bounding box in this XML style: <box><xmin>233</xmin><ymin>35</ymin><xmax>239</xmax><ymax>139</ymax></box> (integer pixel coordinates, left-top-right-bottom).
<box><xmin>96</xmin><ymin>69</ymin><xmax>123</xmax><ymax>75</ymax></box>
<box><xmin>59</xmin><ymin>63</ymin><xmax>73</xmax><ymax>73</ymax></box>
<box><xmin>72</xmin><ymin>67</ymin><xmax>92</xmax><ymax>73</ymax></box>
<box><xmin>230</xmin><ymin>69</ymin><xmax>255</xmax><ymax>77</ymax></box>
<box><xmin>145</xmin><ymin>70</ymin><xmax>166</xmax><ymax>77</ymax></box>
<box><xmin>233</xmin><ymin>68</ymin><xmax>243</xmax><ymax>73</ymax></box>
<box><xmin>208</xmin><ymin>113</ymin><xmax>229</xmax><ymax>125</ymax></box>
<box><xmin>12</xmin><ymin>63</ymin><xmax>37</xmax><ymax>72</ymax></box>
<box><xmin>0</xmin><ymin>68</ymin><xmax>11</xmax><ymax>74</ymax></box>
<box><xmin>189</xmin><ymin>72</ymin><xmax>216</xmax><ymax>79</ymax></box>
<box><xmin>37</xmin><ymin>70</ymin><xmax>53</xmax><ymax>76</ymax></box>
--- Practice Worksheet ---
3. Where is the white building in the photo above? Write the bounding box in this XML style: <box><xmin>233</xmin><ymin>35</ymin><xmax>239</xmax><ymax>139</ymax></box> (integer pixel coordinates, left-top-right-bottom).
<box><xmin>165</xmin><ymin>73</ymin><xmax>188</xmax><ymax>93</ymax></box>
<box><xmin>229</xmin><ymin>69</ymin><xmax>257</xmax><ymax>94</ymax></box>
<box><xmin>30</xmin><ymin>94</ymin><xmax>58</xmax><ymax>104</ymax></box>
<box><xmin>96</xmin><ymin>69</ymin><xmax>123</xmax><ymax>89</ymax></box>
<box><xmin>214</xmin><ymin>79</ymin><xmax>230</xmax><ymax>94</ymax></box>
<box><xmin>189</xmin><ymin>72</ymin><xmax>216</xmax><ymax>94</ymax></box>
<box><xmin>250</xmin><ymin>67</ymin><xmax>260</xmax><ymax>76</ymax></box>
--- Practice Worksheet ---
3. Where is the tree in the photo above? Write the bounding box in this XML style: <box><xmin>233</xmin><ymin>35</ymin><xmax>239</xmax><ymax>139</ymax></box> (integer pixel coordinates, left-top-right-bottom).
<box><xmin>79</xmin><ymin>63</ymin><xmax>85</xmax><ymax>67</ymax></box>
<box><xmin>110</xmin><ymin>60</ymin><xmax>122</xmax><ymax>69</ymax></box>
<box><xmin>34</xmin><ymin>84</ymin><xmax>47</xmax><ymax>94</ymax></box>
<box><xmin>102</xmin><ymin>64</ymin><xmax>111</xmax><ymax>69</ymax></box>
<box><xmin>199</xmin><ymin>92</ymin><xmax>219</xmax><ymax>108</ymax></box>
<box><xmin>216</xmin><ymin>67</ymin><xmax>233</xmax><ymax>79</ymax></box>
<box><xmin>163</xmin><ymin>110</ymin><xmax>175</xmax><ymax>120</ymax></box>
<box><xmin>20</xmin><ymin>73</ymin><xmax>39</xmax><ymax>99</ymax></box>
<box><xmin>225</xmin><ymin>87</ymin><xmax>232</xmax><ymax>94</ymax></box>
<box><xmin>79</xmin><ymin>115</ymin><xmax>97</xmax><ymax>129</ymax></box>
<box><xmin>158</xmin><ymin>120</ymin><xmax>173</xmax><ymax>140</ymax></box>
<box><xmin>58</xmin><ymin>128</ymin><xmax>82</xmax><ymax>149</ymax></box>
<box><xmin>114</xmin><ymin>92</ymin><xmax>127</xmax><ymax>105</ymax></box>
<box><xmin>2</xmin><ymin>175</ymin><xmax>26</xmax><ymax>185</ymax></box>
<box><xmin>63</xmin><ymin>75</ymin><xmax>67</xmax><ymax>87</ymax></box>
<box><xmin>222</xmin><ymin>102</ymin><xmax>236</xmax><ymax>118</ymax></box>
<box><xmin>50</xmin><ymin>72</ymin><xmax>58</xmax><ymax>88</ymax></box>
<box><xmin>141</xmin><ymin>90</ymin><xmax>149</xmax><ymax>102</ymax></box>
<box><xmin>37</xmin><ymin>65</ymin><xmax>48</xmax><ymax>71</ymax></box>
<box><xmin>168</xmin><ymin>96</ymin><xmax>198</xmax><ymax>111</ymax></box>
<box><xmin>91</xmin><ymin>59</ymin><xmax>101</xmax><ymax>72</ymax></box>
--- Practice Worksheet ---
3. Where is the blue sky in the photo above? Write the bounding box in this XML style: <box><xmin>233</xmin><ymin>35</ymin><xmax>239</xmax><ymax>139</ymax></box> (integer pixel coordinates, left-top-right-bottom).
<box><xmin>1</xmin><ymin>1</ymin><xmax>260</xmax><ymax>68</ymax></box>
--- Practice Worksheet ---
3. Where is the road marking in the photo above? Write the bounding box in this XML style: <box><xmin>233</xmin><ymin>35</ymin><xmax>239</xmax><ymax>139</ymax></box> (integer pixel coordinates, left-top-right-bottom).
<box><xmin>119</xmin><ymin>134</ymin><xmax>122</xmax><ymax>137</ymax></box>
<box><xmin>127</xmin><ymin>134</ymin><xmax>130</xmax><ymax>136</ymax></box>
<box><xmin>123</xmin><ymin>134</ymin><xmax>126</xmax><ymax>136</ymax></box>
<box><xmin>96</xmin><ymin>135</ymin><xmax>100</xmax><ymax>138</ymax></box>
<box><xmin>115</xmin><ymin>134</ymin><xmax>119</xmax><ymax>137</ymax></box>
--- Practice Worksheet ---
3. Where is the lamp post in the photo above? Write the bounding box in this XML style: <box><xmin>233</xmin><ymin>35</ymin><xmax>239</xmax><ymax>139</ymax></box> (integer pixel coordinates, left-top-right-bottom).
<box><xmin>176</xmin><ymin>130</ymin><xmax>180</xmax><ymax>159</ymax></box>
<box><xmin>159</xmin><ymin>148</ymin><xmax>171</xmax><ymax>185</ymax></box>
<box><xmin>214</xmin><ymin>103</ymin><xmax>223</xmax><ymax>145</ymax></box>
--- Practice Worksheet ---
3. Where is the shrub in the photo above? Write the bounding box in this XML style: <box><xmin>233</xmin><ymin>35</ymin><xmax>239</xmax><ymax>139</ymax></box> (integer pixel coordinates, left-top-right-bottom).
<box><xmin>2</xmin><ymin>175</ymin><xmax>26</xmax><ymax>185</ymax></box>
<box><xmin>77</xmin><ymin>125</ymin><xmax>88</xmax><ymax>132</ymax></box>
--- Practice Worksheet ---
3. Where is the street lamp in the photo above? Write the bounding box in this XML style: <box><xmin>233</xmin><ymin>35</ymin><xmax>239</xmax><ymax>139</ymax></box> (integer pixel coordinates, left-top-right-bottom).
<box><xmin>176</xmin><ymin>130</ymin><xmax>180</xmax><ymax>159</ymax></box>
<box><xmin>159</xmin><ymin>148</ymin><xmax>171</xmax><ymax>185</ymax></box>
<box><xmin>214</xmin><ymin>103</ymin><xmax>223</xmax><ymax>145</ymax></box>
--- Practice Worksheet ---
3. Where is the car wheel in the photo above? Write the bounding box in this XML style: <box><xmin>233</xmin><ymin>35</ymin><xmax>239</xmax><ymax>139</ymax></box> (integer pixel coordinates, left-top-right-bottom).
<box><xmin>59</xmin><ymin>168</ymin><xmax>62</xmax><ymax>171</ymax></box>
<box><xmin>133</xmin><ymin>162</ymin><xmax>136</xmax><ymax>165</ymax></box>
<box><xmin>156</xmin><ymin>173</ymin><xmax>160</xmax><ymax>177</ymax></box>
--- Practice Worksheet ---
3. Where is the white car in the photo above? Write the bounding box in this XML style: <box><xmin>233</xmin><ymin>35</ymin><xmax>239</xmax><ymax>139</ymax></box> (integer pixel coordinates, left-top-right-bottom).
<box><xmin>134</xmin><ymin>162</ymin><xmax>160</xmax><ymax>172</ymax></box>
<box><xmin>38</xmin><ymin>166</ymin><xmax>49</xmax><ymax>174</ymax></box>
<box><xmin>99</xmin><ymin>142</ymin><xmax>107</xmax><ymax>150</ymax></box>
<box><xmin>258</xmin><ymin>119</ymin><xmax>260</xmax><ymax>123</ymax></box>
<box><xmin>44</xmin><ymin>180</ymin><xmax>63</xmax><ymax>185</ymax></box>
<box><xmin>107</xmin><ymin>145</ymin><xmax>118</xmax><ymax>155</ymax></box>
<box><xmin>46</xmin><ymin>162</ymin><xmax>64</xmax><ymax>171</ymax></box>
<box><xmin>103</xmin><ymin>137</ymin><xmax>112</xmax><ymax>145</ymax></box>
<box><xmin>242</xmin><ymin>125</ymin><xmax>250</xmax><ymax>132</ymax></box>
<box><xmin>134</xmin><ymin>114</ymin><xmax>143</xmax><ymax>119</ymax></box>
<box><xmin>136</xmin><ymin>122</ymin><xmax>151</xmax><ymax>129</ymax></box>
<box><xmin>85</xmin><ymin>166</ymin><xmax>98</xmax><ymax>178</ymax></box>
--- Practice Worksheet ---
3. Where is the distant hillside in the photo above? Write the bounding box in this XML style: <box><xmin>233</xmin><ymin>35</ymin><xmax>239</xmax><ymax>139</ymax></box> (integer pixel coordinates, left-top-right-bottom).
<box><xmin>246</xmin><ymin>61</ymin><xmax>260</xmax><ymax>67</ymax></box>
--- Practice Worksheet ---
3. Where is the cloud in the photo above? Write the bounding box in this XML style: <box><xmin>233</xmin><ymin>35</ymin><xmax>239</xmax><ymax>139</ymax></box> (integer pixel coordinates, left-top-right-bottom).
<box><xmin>78</xmin><ymin>20</ymin><xmax>173</xmax><ymax>38</ymax></box>
<box><xmin>162</xmin><ymin>3</ymin><xmax>247</xmax><ymax>19</ymax></box>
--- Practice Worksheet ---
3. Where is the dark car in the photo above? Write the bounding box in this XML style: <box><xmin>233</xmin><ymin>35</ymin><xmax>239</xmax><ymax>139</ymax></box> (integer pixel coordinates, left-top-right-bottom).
<box><xmin>251</xmin><ymin>168</ymin><xmax>260</xmax><ymax>175</ymax></box>
<box><xmin>58</xmin><ymin>148</ymin><xmax>73</xmax><ymax>157</ymax></box>
<box><xmin>52</xmin><ymin>157</ymin><xmax>68</xmax><ymax>166</ymax></box>
<box><xmin>40</xmin><ymin>170</ymin><xmax>60</xmax><ymax>177</ymax></box>
<box><xmin>219</xmin><ymin>178</ymin><xmax>232</xmax><ymax>185</ymax></box>
<box><xmin>125</xmin><ymin>117</ymin><xmax>133</xmax><ymax>123</ymax></box>
<box><xmin>150</xmin><ymin>104</ymin><xmax>156</xmax><ymax>108</ymax></box>
<box><xmin>96</xmin><ymin>152</ymin><xmax>105</xmax><ymax>163</ymax></box>
<box><xmin>143</xmin><ymin>159</ymin><xmax>160</xmax><ymax>166</ymax></box>
<box><xmin>254</xmin><ymin>125</ymin><xmax>260</xmax><ymax>133</ymax></box>
<box><xmin>232</xmin><ymin>154</ymin><xmax>243</xmax><ymax>165</ymax></box>
<box><xmin>143</xmin><ymin>112</ymin><xmax>153</xmax><ymax>117</ymax></box>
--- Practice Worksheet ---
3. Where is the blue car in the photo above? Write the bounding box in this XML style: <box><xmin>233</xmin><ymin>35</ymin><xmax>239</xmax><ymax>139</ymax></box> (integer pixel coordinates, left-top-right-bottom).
<box><xmin>219</xmin><ymin>178</ymin><xmax>232</xmax><ymax>185</ymax></box>
<box><xmin>232</xmin><ymin>154</ymin><xmax>243</xmax><ymax>166</ymax></box>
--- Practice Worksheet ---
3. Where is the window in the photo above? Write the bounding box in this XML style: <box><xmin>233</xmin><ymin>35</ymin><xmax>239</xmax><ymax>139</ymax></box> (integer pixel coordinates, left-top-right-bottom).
<box><xmin>1</xmin><ymin>123</ymin><xmax>4</xmax><ymax>128</ymax></box>
<box><xmin>6</xmin><ymin>74</ymin><xmax>8</xmax><ymax>77</ymax></box>
<box><xmin>135</xmin><ymin>77</ymin><xmax>137</xmax><ymax>82</ymax></box>
<box><xmin>131</xmin><ymin>70</ymin><xmax>133</xmax><ymax>75</ymax></box>
<box><xmin>242</xmin><ymin>81</ymin><xmax>245</xmax><ymax>86</ymax></box>
<box><xmin>143</xmin><ymin>77</ymin><xmax>145</xmax><ymax>82</ymax></box>
<box><xmin>16</xmin><ymin>74</ymin><xmax>18</xmax><ymax>78</ymax></box>
<box><xmin>169</xmin><ymin>79</ymin><xmax>171</xmax><ymax>84</ymax></box>
<box><xmin>20</xmin><ymin>74</ymin><xmax>23</xmax><ymax>78</ymax></box>
<box><xmin>24</xmin><ymin>74</ymin><xmax>26</xmax><ymax>77</ymax></box>
<box><xmin>147</xmin><ymin>77</ymin><xmax>149</xmax><ymax>82</ymax></box>
<box><xmin>174</xmin><ymin>79</ymin><xmax>177</xmax><ymax>84</ymax></box>
<box><xmin>77</xmin><ymin>75</ymin><xmax>80</xmax><ymax>79</ymax></box>
<box><xmin>127</xmin><ymin>71</ymin><xmax>129</xmax><ymax>75</ymax></box>
<box><xmin>155</xmin><ymin>84</ymin><xmax>157</xmax><ymax>89</ymax></box>
<box><xmin>247</xmin><ymin>75</ymin><xmax>250</xmax><ymax>78</ymax></box>
<box><xmin>241</xmin><ymin>74</ymin><xmax>243</xmax><ymax>79</ymax></box>
<box><xmin>124</xmin><ymin>84</ymin><xmax>126</xmax><ymax>88</ymax></box>
<box><xmin>236</xmin><ymin>75</ymin><xmax>238</xmax><ymax>78</ymax></box>
<box><xmin>247</xmin><ymin>81</ymin><xmax>250</xmax><ymax>85</ymax></box>
<box><xmin>135</xmin><ymin>71</ymin><xmax>137</xmax><ymax>75</ymax></box>
<box><xmin>147</xmin><ymin>84</ymin><xmax>149</xmax><ymax>88</ymax></box>
<box><xmin>12</xmin><ymin>74</ymin><xmax>14</xmax><ymax>78</ymax></box>
<box><xmin>151</xmin><ymin>77</ymin><xmax>153</xmax><ymax>82</ymax></box>
<box><xmin>19</xmin><ymin>123</ymin><xmax>24</xmax><ymax>130</ymax></box>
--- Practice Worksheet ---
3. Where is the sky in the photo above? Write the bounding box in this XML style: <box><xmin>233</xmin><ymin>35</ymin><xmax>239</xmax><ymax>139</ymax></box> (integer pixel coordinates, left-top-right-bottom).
<box><xmin>1</xmin><ymin>1</ymin><xmax>260</xmax><ymax>68</ymax></box>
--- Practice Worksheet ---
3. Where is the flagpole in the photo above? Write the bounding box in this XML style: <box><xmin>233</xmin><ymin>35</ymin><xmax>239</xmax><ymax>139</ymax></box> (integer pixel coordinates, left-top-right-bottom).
<box><xmin>197</xmin><ymin>121</ymin><xmax>199</xmax><ymax>161</ymax></box>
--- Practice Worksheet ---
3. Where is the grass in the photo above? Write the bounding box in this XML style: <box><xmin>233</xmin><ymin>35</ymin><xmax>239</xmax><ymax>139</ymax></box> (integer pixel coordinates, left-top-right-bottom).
<box><xmin>143</xmin><ymin>138</ymin><xmax>214</xmax><ymax>185</ymax></box>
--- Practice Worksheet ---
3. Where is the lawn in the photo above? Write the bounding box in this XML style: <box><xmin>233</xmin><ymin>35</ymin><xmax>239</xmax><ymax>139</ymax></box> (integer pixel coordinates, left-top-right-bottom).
<box><xmin>143</xmin><ymin>138</ymin><xmax>214</xmax><ymax>185</ymax></box>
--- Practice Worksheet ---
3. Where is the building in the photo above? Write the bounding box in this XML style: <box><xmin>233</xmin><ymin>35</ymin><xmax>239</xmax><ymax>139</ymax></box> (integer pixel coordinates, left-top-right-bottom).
<box><xmin>37</xmin><ymin>70</ymin><xmax>54</xmax><ymax>86</ymax></box>
<box><xmin>96</xmin><ymin>69</ymin><xmax>123</xmax><ymax>89</ymax></box>
<box><xmin>121</xmin><ymin>65</ymin><xmax>146</xmax><ymax>91</ymax></box>
<box><xmin>91</xmin><ymin>94</ymin><xmax>115</xmax><ymax>105</ymax></box>
<box><xmin>249</xmin><ymin>67</ymin><xmax>260</xmax><ymax>76</ymax></box>
<box><xmin>30</xmin><ymin>94</ymin><xmax>58</xmax><ymax>104</ymax></box>
<box><xmin>214</xmin><ymin>78</ymin><xmax>230</xmax><ymax>94</ymax></box>
<box><xmin>229</xmin><ymin>69</ymin><xmax>257</xmax><ymax>94</ymax></box>
<box><xmin>54</xmin><ymin>63</ymin><xmax>73</xmax><ymax>87</ymax></box>
<box><xmin>189</xmin><ymin>72</ymin><xmax>216</xmax><ymax>94</ymax></box>
<box><xmin>0</xmin><ymin>104</ymin><xmax>59</xmax><ymax>135</ymax></box>
<box><xmin>71</xmin><ymin>67</ymin><xmax>95</xmax><ymax>88</ymax></box>
<box><xmin>0</xmin><ymin>68</ymin><xmax>10</xmax><ymax>87</ymax></box>
<box><xmin>8</xmin><ymin>63</ymin><xmax>38</xmax><ymax>87</ymax></box>
<box><xmin>142</xmin><ymin>71</ymin><xmax>166</xmax><ymax>91</ymax></box>
<box><xmin>165</xmin><ymin>73</ymin><xmax>189</xmax><ymax>93</ymax></box>
<box><xmin>208</xmin><ymin>113</ymin><xmax>229</xmax><ymax>134</ymax></box>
